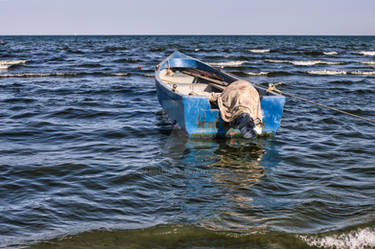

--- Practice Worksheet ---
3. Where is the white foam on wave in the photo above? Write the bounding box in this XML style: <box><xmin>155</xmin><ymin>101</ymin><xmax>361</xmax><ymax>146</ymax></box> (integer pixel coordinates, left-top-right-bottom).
<box><xmin>0</xmin><ymin>64</ymin><xmax>10</xmax><ymax>70</ymax></box>
<box><xmin>0</xmin><ymin>72</ymin><xmax>132</xmax><ymax>78</ymax></box>
<box><xmin>355</xmin><ymin>51</ymin><xmax>375</xmax><ymax>56</ymax></box>
<box><xmin>249</xmin><ymin>49</ymin><xmax>270</xmax><ymax>53</ymax></box>
<box><xmin>323</xmin><ymin>51</ymin><xmax>338</xmax><ymax>55</ymax></box>
<box><xmin>0</xmin><ymin>60</ymin><xmax>27</xmax><ymax>66</ymax></box>
<box><xmin>210</xmin><ymin>61</ymin><xmax>247</xmax><ymax>67</ymax></box>
<box><xmin>194</xmin><ymin>48</ymin><xmax>200</xmax><ymax>52</ymax></box>
<box><xmin>360</xmin><ymin>61</ymin><xmax>375</xmax><ymax>66</ymax></box>
<box><xmin>141</xmin><ymin>73</ymin><xmax>154</xmax><ymax>78</ymax></box>
<box><xmin>246</xmin><ymin>72</ymin><xmax>270</xmax><ymax>76</ymax></box>
<box><xmin>0</xmin><ymin>60</ymin><xmax>28</xmax><ymax>70</ymax></box>
<box><xmin>0</xmin><ymin>72</ymin><xmax>78</xmax><ymax>78</ymax></box>
<box><xmin>265</xmin><ymin>59</ymin><xmax>342</xmax><ymax>66</ymax></box>
<box><xmin>300</xmin><ymin>227</ymin><xmax>375</xmax><ymax>249</ymax></box>
<box><xmin>351</xmin><ymin>71</ymin><xmax>375</xmax><ymax>75</ymax></box>
<box><xmin>106</xmin><ymin>72</ymin><xmax>129</xmax><ymax>76</ymax></box>
<box><xmin>308</xmin><ymin>70</ymin><xmax>348</xmax><ymax>75</ymax></box>
<box><xmin>308</xmin><ymin>70</ymin><xmax>375</xmax><ymax>76</ymax></box>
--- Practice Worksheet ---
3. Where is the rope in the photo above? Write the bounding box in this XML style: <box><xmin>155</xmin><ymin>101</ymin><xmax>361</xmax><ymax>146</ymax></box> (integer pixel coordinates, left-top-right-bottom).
<box><xmin>266</xmin><ymin>83</ymin><xmax>375</xmax><ymax>125</ymax></box>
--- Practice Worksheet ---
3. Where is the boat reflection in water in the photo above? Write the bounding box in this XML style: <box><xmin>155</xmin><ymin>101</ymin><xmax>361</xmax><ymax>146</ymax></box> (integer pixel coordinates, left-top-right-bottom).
<box><xmin>161</xmin><ymin>127</ymin><xmax>281</xmax><ymax>231</ymax></box>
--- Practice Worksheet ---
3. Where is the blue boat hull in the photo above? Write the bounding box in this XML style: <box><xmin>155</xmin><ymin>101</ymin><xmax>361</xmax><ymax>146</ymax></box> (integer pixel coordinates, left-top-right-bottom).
<box><xmin>155</xmin><ymin>51</ymin><xmax>285</xmax><ymax>138</ymax></box>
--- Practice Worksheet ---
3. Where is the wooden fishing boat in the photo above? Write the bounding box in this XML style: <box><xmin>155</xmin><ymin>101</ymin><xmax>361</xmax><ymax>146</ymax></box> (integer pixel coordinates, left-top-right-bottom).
<box><xmin>154</xmin><ymin>51</ymin><xmax>285</xmax><ymax>138</ymax></box>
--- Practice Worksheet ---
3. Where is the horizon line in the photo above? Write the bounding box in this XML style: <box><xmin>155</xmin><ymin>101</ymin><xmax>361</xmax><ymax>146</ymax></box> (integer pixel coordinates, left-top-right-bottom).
<box><xmin>1</xmin><ymin>33</ymin><xmax>375</xmax><ymax>37</ymax></box>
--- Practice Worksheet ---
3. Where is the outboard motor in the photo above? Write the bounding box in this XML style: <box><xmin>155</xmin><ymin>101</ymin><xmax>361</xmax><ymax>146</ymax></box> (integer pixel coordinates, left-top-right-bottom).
<box><xmin>235</xmin><ymin>113</ymin><xmax>263</xmax><ymax>139</ymax></box>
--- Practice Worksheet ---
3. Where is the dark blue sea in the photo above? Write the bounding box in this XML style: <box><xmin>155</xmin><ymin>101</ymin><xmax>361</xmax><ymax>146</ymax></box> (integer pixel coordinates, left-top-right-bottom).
<box><xmin>0</xmin><ymin>35</ymin><xmax>375</xmax><ymax>249</ymax></box>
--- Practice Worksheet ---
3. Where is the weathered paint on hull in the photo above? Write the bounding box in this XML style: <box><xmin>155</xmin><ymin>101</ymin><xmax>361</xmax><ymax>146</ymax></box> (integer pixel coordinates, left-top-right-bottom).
<box><xmin>155</xmin><ymin>51</ymin><xmax>286</xmax><ymax>138</ymax></box>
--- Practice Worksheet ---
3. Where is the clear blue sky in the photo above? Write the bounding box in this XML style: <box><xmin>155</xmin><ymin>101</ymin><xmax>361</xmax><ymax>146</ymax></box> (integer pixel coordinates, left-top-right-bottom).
<box><xmin>0</xmin><ymin>0</ymin><xmax>374</xmax><ymax>35</ymax></box>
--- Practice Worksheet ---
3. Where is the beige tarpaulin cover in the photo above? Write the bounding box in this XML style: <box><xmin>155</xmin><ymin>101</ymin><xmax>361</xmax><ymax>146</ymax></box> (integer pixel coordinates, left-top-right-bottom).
<box><xmin>212</xmin><ymin>80</ymin><xmax>262</xmax><ymax>123</ymax></box>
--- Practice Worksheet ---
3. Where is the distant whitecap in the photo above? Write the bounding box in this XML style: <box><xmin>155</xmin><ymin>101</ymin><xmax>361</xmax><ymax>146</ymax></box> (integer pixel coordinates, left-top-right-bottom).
<box><xmin>360</xmin><ymin>61</ymin><xmax>375</xmax><ymax>66</ymax></box>
<box><xmin>308</xmin><ymin>70</ymin><xmax>375</xmax><ymax>76</ymax></box>
<box><xmin>0</xmin><ymin>60</ymin><xmax>28</xmax><ymax>70</ymax></box>
<box><xmin>246</xmin><ymin>72</ymin><xmax>270</xmax><ymax>76</ymax></box>
<box><xmin>308</xmin><ymin>70</ymin><xmax>348</xmax><ymax>75</ymax></box>
<box><xmin>249</xmin><ymin>49</ymin><xmax>270</xmax><ymax>53</ymax></box>
<box><xmin>323</xmin><ymin>51</ymin><xmax>338</xmax><ymax>55</ymax></box>
<box><xmin>355</xmin><ymin>51</ymin><xmax>375</xmax><ymax>56</ymax></box>
<box><xmin>210</xmin><ymin>61</ymin><xmax>247</xmax><ymax>67</ymax></box>
<box><xmin>266</xmin><ymin>59</ymin><xmax>343</xmax><ymax>66</ymax></box>
<box><xmin>350</xmin><ymin>71</ymin><xmax>375</xmax><ymax>75</ymax></box>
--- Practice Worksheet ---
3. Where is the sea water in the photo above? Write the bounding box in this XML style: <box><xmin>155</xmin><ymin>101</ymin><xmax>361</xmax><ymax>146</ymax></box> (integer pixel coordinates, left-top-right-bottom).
<box><xmin>0</xmin><ymin>35</ymin><xmax>374</xmax><ymax>249</ymax></box>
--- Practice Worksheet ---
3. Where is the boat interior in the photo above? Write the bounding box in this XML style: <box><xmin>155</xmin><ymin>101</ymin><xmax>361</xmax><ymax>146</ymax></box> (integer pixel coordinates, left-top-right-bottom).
<box><xmin>159</xmin><ymin>68</ymin><xmax>222</xmax><ymax>96</ymax></box>
<box><xmin>158</xmin><ymin>68</ymin><xmax>268</xmax><ymax>99</ymax></box>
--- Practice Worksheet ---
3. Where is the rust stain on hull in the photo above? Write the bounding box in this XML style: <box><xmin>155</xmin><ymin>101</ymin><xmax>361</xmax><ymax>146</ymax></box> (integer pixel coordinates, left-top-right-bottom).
<box><xmin>197</xmin><ymin>112</ymin><xmax>218</xmax><ymax>130</ymax></box>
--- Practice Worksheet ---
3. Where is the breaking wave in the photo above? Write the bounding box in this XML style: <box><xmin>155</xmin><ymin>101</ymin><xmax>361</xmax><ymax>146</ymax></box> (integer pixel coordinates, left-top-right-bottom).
<box><xmin>354</xmin><ymin>51</ymin><xmax>375</xmax><ymax>56</ymax></box>
<box><xmin>360</xmin><ymin>61</ymin><xmax>375</xmax><ymax>66</ymax></box>
<box><xmin>246</xmin><ymin>72</ymin><xmax>270</xmax><ymax>76</ymax></box>
<box><xmin>300</xmin><ymin>227</ymin><xmax>375</xmax><ymax>249</ymax></box>
<box><xmin>249</xmin><ymin>49</ymin><xmax>270</xmax><ymax>53</ymax></box>
<box><xmin>266</xmin><ymin>59</ymin><xmax>343</xmax><ymax>66</ymax></box>
<box><xmin>246</xmin><ymin>71</ymin><xmax>292</xmax><ymax>77</ymax></box>
<box><xmin>323</xmin><ymin>51</ymin><xmax>338</xmax><ymax>55</ymax></box>
<box><xmin>350</xmin><ymin>71</ymin><xmax>375</xmax><ymax>75</ymax></box>
<box><xmin>210</xmin><ymin>61</ymin><xmax>247</xmax><ymax>67</ymax></box>
<box><xmin>0</xmin><ymin>60</ymin><xmax>28</xmax><ymax>69</ymax></box>
<box><xmin>0</xmin><ymin>72</ymin><xmax>130</xmax><ymax>78</ymax></box>
<box><xmin>308</xmin><ymin>70</ymin><xmax>375</xmax><ymax>76</ymax></box>
<box><xmin>308</xmin><ymin>70</ymin><xmax>348</xmax><ymax>75</ymax></box>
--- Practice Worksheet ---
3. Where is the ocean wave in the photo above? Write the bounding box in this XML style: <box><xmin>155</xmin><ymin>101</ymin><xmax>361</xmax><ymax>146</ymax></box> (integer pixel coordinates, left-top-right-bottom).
<box><xmin>112</xmin><ymin>58</ymin><xmax>140</xmax><ymax>63</ymax></box>
<box><xmin>350</xmin><ymin>71</ymin><xmax>375</xmax><ymax>75</ymax></box>
<box><xmin>0</xmin><ymin>72</ymin><xmax>130</xmax><ymax>78</ymax></box>
<box><xmin>266</xmin><ymin>59</ymin><xmax>343</xmax><ymax>66</ymax></box>
<box><xmin>300</xmin><ymin>227</ymin><xmax>375</xmax><ymax>249</ymax></box>
<box><xmin>323</xmin><ymin>51</ymin><xmax>338</xmax><ymax>55</ymax></box>
<box><xmin>210</xmin><ymin>60</ymin><xmax>247</xmax><ymax>67</ymax></box>
<box><xmin>102</xmin><ymin>72</ymin><xmax>130</xmax><ymax>77</ymax></box>
<box><xmin>150</xmin><ymin>47</ymin><xmax>166</xmax><ymax>52</ymax></box>
<box><xmin>0</xmin><ymin>60</ymin><xmax>28</xmax><ymax>69</ymax></box>
<box><xmin>360</xmin><ymin>61</ymin><xmax>375</xmax><ymax>66</ymax></box>
<box><xmin>246</xmin><ymin>72</ymin><xmax>270</xmax><ymax>76</ymax></box>
<box><xmin>77</xmin><ymin>63</ymin><xmax>102</xmax><ymax>68</ymax></box>
<box><xmin>354</xmin><ymin>51</ymin><xmax>375</xmax><ymax>56</ymax></box>
<box><xmin>26</xmin><ymin>223</ymin><xmax>310</xmax><ymax>249</ymax></box>
<box><xmin>0</xmin><ymin>72</ymin><xmax>79</xmax><ymax>78</ymax></box>
<box><xmin>0</xmin><ymin>64</ymin><xmax>10</xmax><ymax>70</ymax></box>
<box><xmin>308</xmin><ymin>70</ymin><xmax>375</xmax><ymax>76</ymax></box>
<box><xmin>308</xmin><ymin>70</ymin><xmax>348</xmax><ymax>75</ymax></box>
<box><xmin>104</xmin><ymin>46</ymin><xmax>127</xmax><ymax>52</ymax></box>
<box><xmin>302</xmin><ymin>51</ymin><xmax>338</xmax><ymax>56</ymax></box>
<box><xmin>63</xmin><ymin>47</ymin><xmax>84</xmax><ymax>54</ymax></box>
<box><xmin>141</xmin><ymin>73</ymin><xmax>154</xmax><ymax>78</ymax></box>
<box><xmin>249</xmin><ymin>49</ymin><xmax>270</xmax><ymax>53</ymax></box>
<box><xmin>246</xmin><ymin>71</ymin><xmax>292</xmax><ymax>77</ymax></box>
<box><xmin>328</xmin><ymin>79</ymin><xmax>366</xmax><ymax>84</ymax></box>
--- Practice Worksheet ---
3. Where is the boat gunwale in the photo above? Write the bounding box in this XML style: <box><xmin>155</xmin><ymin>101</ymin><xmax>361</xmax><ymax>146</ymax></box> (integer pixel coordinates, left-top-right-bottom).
<box><xmin>154</xmin><ymin>50</ymin><xmax>285</xmax><ymax>100</ymax></box>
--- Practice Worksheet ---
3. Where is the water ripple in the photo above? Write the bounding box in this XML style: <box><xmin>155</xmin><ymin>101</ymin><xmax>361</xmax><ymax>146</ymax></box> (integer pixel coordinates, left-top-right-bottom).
<box><xmin>0</xmin><ymin>35</ymin><xmax>375</xmax><ymax>249</ymax></box>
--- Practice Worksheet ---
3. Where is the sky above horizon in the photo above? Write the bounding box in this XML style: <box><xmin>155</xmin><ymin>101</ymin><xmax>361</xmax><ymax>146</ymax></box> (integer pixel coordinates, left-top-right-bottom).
<box><xmin>0</xmin><ymin>0</ymin><xmax>374</xmax><ymax>35</ymax></box>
